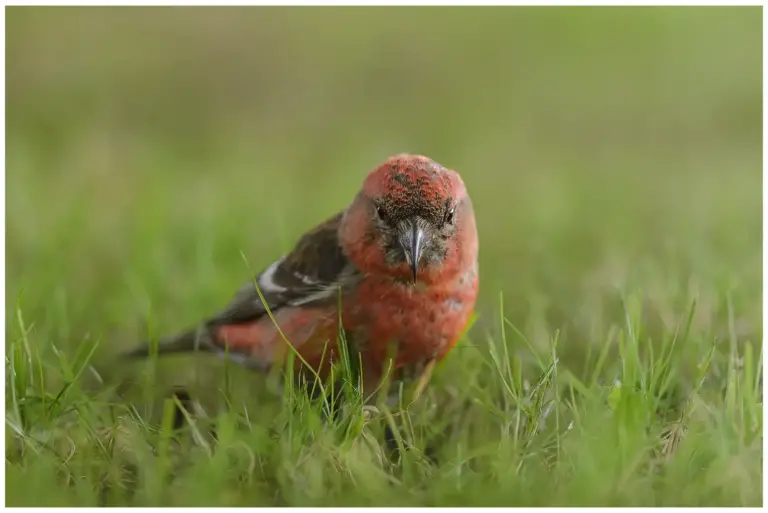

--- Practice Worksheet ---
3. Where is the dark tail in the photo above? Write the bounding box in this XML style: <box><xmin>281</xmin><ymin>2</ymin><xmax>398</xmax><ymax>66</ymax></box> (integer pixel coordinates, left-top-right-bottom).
<box><xmin>122</xmin><ymin>326</ymin><xmax>215</xmax><ymax>360</ymax></box>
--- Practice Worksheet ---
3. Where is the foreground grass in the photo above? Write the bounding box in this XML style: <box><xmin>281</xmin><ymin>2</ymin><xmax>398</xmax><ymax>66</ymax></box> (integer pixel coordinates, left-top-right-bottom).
<box><xmin>5</xmin><ymin>292</ymin><xmax>762</xmax><ymax>506</ymax></box>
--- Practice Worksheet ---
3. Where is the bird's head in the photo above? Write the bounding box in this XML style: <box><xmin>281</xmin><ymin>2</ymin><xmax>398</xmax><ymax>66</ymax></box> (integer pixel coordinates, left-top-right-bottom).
<box><xmin>340</xmin><ymin>154</ymin><xmax>477</xmax><ymax>284</ymax></box>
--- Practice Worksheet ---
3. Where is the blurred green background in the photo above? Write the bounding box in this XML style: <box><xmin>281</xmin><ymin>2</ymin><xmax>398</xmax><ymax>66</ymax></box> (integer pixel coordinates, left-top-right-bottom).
<box><xmin>7</xmin><ymin>6</ymin><xmax>761</xmax><ymax>380</ymax></box>
<box><xmin>5</xmin><ymin>7</ymin><xmax>763</xmax><ymax>507</ymax></box>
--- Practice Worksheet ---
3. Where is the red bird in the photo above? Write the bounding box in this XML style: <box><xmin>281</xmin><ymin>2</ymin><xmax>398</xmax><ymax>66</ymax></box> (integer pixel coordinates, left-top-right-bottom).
<box><xmin>127</xmin><ymin>154</ymin><xmax>479</xmax><ymax>399</ymax></box>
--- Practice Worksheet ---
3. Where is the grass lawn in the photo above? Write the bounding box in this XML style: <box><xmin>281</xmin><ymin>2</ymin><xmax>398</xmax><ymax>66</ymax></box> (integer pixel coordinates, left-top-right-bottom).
<box><xmin>5</xmin><ymin>6</ymin><xmax>763</xmax><ymax>506</ymax></box>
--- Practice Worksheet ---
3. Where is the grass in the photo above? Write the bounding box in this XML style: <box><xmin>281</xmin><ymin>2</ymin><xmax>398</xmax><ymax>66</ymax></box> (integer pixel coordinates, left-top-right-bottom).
<box><xmin>5</xmin><ymin>6</ymin><xmax>763</xmax><ymax>507</ymax></box>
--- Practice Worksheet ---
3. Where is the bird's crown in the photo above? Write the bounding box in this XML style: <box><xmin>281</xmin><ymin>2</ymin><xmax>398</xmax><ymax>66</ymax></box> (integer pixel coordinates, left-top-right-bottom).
<box><xmin>362</xmin><ymin>154</ymin><xmax>466</xmax><ymax>225</ymax></box>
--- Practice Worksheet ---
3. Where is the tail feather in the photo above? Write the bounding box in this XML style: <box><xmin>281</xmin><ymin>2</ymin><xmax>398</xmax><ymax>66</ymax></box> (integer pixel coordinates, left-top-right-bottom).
<box><xmin>122</xmin><ymin>326</ymin><xmax>216</xmax><ymax>359</ymax></box>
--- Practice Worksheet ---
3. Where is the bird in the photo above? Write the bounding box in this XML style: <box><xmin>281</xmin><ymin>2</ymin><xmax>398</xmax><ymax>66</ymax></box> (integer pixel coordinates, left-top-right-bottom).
<box><xmin>125</xmin><ymin>153</ymin><xmax>479</xmax><ymax>407</ymax></box>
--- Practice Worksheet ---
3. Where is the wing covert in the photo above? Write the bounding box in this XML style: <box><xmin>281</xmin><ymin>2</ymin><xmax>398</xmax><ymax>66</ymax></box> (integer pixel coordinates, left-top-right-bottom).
<box><xmin>207</xmin><ymin>211</ymin><xmax>356</xmax><ymax>326</ymax></box>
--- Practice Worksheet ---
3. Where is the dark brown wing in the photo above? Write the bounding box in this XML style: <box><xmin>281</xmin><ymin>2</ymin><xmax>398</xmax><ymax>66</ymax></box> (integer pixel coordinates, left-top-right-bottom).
<box><xmin>122</xmin><ymin>211</ymin><xmax>358</xmax><ymax>361</ymax></box>
<box><xmin>207</xmin><ymin>211</ymin><xmax>358</xmax><ymax>327</ymax></box>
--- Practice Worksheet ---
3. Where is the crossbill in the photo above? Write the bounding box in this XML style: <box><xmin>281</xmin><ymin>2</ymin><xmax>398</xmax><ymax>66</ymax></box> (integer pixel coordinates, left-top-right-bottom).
<box><xmin>126</xmin><ymin>154</ymin><xmax>479</xmax><ymax>402</ymax></box>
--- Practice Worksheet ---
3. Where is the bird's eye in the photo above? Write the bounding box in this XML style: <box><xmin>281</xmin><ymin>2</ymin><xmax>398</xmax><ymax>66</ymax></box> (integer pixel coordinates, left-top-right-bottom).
<box><xmin>376</xmin><ymin>205</ymin><xmax>388</xmax><ymax>222</ymax></box>
<box><xmin>444</xmin><ymin>207</ymin><xmax>455</xmax><ymax>225</ymax></box>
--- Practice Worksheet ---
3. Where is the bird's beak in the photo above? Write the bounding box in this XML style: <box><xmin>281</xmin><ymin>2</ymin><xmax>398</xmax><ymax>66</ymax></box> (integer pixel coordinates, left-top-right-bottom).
<box><xmin>400</xmin><ymin>220</ymin><xmax>426</xmax><ymax>283</ymax></box>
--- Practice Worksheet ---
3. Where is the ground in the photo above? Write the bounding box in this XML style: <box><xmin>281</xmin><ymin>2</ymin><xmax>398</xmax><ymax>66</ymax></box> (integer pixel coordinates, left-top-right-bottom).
<box><xmin>5</xmin><ymin>7</ymin><xmax>763</xmax><ymax>506</ymax></box>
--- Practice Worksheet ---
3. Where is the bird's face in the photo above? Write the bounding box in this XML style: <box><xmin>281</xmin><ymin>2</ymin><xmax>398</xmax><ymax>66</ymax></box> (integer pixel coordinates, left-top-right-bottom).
<box><xmin>370</xmin><ymin>188</ymin><xmax>459</xmax><ymax>283</ymax></box>
<box><xmin>340</xmin><ymin>154</ymin><xmax>476</xmax><ymax>284</ymax></box>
